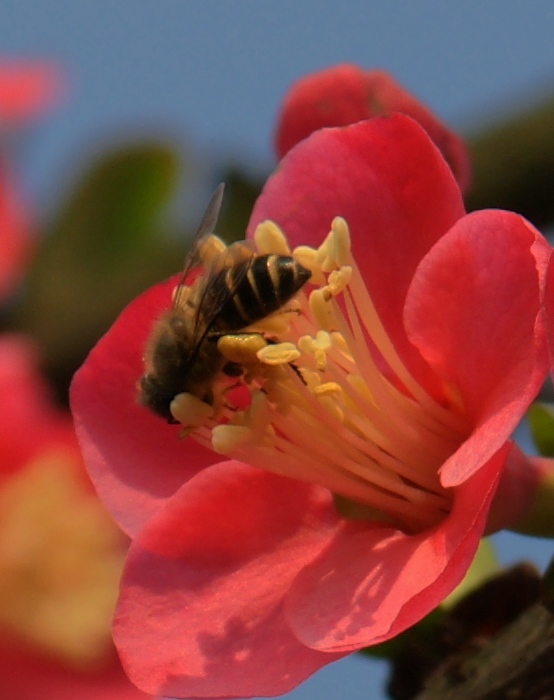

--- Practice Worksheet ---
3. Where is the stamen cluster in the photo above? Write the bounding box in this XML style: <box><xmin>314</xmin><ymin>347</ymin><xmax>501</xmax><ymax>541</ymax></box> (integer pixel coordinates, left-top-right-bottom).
<box><xmin>171</xmin><ymin>219</ymin><xmax>471</xmax><ymax>532</ymax></box>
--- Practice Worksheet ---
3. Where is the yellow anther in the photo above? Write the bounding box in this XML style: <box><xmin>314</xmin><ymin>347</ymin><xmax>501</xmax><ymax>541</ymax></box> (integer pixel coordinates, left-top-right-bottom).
<box><xmin>313</xmin><ymin>351</ymin><xmax>326</xmax><ymax>371</ymax></box>
<box><xmin>313</xmin><ymin>330</ymin><xmax>332</xmax><ymax>350</ymax></box>
<box><xmin>199</xmin><ymin>234</ymin><xmax>227</xmax><ymax>265</ymax></box>
<box><xmin>331</xmin><ymin>331</ymin><xmax>352</xmax><ymax>357</ymax></box>
<box><xmin>316</xmin><ymin>232</ymin><xmax>337</xmax><ymax>273</ymax></box>
<box><xmin>292</xmin><ymin>246</ymin><xmax>326</xmax><ymax>284</ymax></box>
<box><xmin>297</xmin><ymin>335</ymin><xmax>315</xmax><ymax>355</ymax></box>
<box><xmin>254</xmin><ymin>220</ymin><xmax>291</xmax><ymax>255</ymax></box>
<box><xmin>309</xmin><ymin>289</ymin><xmax>338</xmax><ymax>331</ymax></box>
<box><xmin>227</xmin><ymin>240</ymin><xmax>256</xmax><ymax>264</ymax></box>
<box><xmin>212</xmin><ymin>425</ymin><xmax>254</xmax><ymax>454</ymax></box>
<box><xmin>314</xmin><ymin>381</ymin><xmax>342</xmax><ymax>397</ymax></box>
<box><xmin>330</xmin><ymin>217</ymin><xmax>352</xmax><ymax>267</ymax></box>
<box><xmin>257</xmin><ymin>342</ymin><xmax>300</xmax><ymax>365</ymax></box>
<box><xmin>217</xmin><ymin>334</ymin><xmax>267</xmax><ymax>364</ymax></box>
<box><xmin>327</xmin><ymin>266</ymin><xmax>352</xmax><ymax>296</ymax></box>
<box><xmin>170</xmin><ymin>393</ymin><xmax>215</xmax><ymax>427</ymax></box>
<box><xmin>297</xmin><ymin>332</ymin><xmax>332</xmax><ymax>371</ymax></box>
<box><xmin>298</xmin><ymin>331</ymin><xmax>331</xmax><ymax>371</ymax></box>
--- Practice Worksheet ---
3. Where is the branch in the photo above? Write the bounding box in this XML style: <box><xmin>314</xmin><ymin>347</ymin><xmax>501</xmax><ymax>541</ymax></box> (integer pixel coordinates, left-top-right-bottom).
<box><xmin>413</xmin><ymin>602</ymin><xmax>554</xmax><ymax>700</ymax></box>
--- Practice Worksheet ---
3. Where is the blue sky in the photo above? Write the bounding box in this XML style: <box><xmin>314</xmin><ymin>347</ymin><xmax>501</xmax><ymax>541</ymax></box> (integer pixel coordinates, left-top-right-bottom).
<box><xmin>4</xmin><ymin>1</ymin><xmax>554</xmax><ymax>200</ymax></box>
<box><xmin>2</xmin><ymin>3</ymin><xmax>554</xmax><ymax>699</ymax></box>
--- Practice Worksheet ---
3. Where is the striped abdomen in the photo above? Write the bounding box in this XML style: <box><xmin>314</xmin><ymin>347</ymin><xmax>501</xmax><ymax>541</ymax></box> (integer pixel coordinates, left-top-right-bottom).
<box><xmin>210</xmin><ymin>254</ymin><xmax>311</xmax><ymax>330</ymax></box>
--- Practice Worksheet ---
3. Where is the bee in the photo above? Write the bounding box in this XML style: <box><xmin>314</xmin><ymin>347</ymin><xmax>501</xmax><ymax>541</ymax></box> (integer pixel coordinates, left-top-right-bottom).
<box><xmin>138</xmin><ymin>183</ymin><xmax>312</xmax><ymax>423</ymax></box>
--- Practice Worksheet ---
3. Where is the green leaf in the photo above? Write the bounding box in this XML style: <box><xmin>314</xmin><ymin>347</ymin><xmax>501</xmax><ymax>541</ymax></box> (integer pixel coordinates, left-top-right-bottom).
<box><xmin>14</xmin><ymin>142</ymin><xmax>183</xmax><ymax>399</ymax></box>
<box><xmin>528</xmin><ymin>403</ymin><xmax>554</xmax><ymax>456</ymax></box>
<box><xmin>442</xmin><ymin>538</ymin><xmax>500</xmax><ymax>609</ymax></box>
<box><xmin>51</xmin><ymin>142</ymin><xmax>179</xmax><ymax>262</ymax></box>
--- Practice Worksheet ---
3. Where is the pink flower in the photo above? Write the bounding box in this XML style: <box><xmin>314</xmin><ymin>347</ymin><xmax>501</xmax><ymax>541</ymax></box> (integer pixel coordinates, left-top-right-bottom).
<box><xmin>0</xmin><ymin>172</ymin><xmax>32</xmax><ymax>303</ymax></box>
<box><xmin>0</xmin><ymin>154</ymin><xmax>34</xmax><ymax>304</ymax></box>
<box><xmin>0</xmin><ymin>336</ymin><xmax>147</xmax><ymax>698</ymax></box>
<box><xmin>0</xmin><ymin>636</ymin><xmax>148</xmax><ymax>700</ymax></box>
<box><xmin>0</xmin><ymin>61</ymin><xmax>61</xmax><ymax>301</ymax></box>
<box><xmin>545</xmin><ymin>253</ymin><xmax>554</xmax><ymax>374</ymax></box>
<box><xmin>0</xmin><ymin>335</ymin><xmax>77</xmax><ymax>482</ymax></box>
<box><xmin>0</xmin><ymin>62</ymin><xmax>61</xmax><ymax>123</ymax></box>
<box><xmin>275</xmin><ymin>64</ymin><xmax>471</xmax><ymax>192</ymax></box>
<box><xmin>71</xmin><ymin>115</ymin><xmax>548</xmax><ymax>698</ymax></box>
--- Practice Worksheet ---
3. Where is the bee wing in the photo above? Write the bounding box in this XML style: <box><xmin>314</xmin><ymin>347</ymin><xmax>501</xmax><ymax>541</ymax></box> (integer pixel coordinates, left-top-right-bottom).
<box><xmin>172</xmin><ymin>182</ymin><xmax>226</xmax><ymax>309</ymax></box>
<box><xmin>188</xmin><ymin>240</ymin><xmax>257</xmax><ymax>346</ymax></box>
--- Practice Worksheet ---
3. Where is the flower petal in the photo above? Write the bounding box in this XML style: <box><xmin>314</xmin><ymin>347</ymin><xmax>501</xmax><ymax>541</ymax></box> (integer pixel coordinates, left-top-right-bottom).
<box><xmin>486</xmin><ymin>443</ymin><xmax>543</xmax><ymax>534</ymax></box>
<box><xmin>0</xmin><ymin>170</ymin><xmax>33</xmax><ymax>302</ymax></box>
<box><xmin>490</xmin><ymin>446</ymin><xmax>554</xmax><ymax>538</ymax></box>
<box><xmin>545</xmin><ymin>251</ymin><xmax>554</xmax><ymax>377</ymax></box>
<box><xmin>114</xmin><ymin>461</ymin><xmax>343</xmax><ymax>698</ymax></box>
<box><xmin>249</xmin><ymin>114</ymin><xmax>465</xmax><ymax>390</ymax></box>
<box><xmin>0</xmin><ymin>635</ymin><xmax>147</xmax><ymax>700</ymax></box>
<box><xmin>285</xmin><ymin>444</ymin><xmax>506</xmax><ymax>652</ymax></box>
<box><xmin>0</xmin><ymin>62</ymin><xmax>61</xmax><ymax>122</ymax></box>
<box><xmin>274</xmin><ymin>65</ymin><xmax>471</xmax><ymax>191</ymax></box>
<box><xmin>0</xmin><ymin>335</ymin><xmax>78</xmax><ymax>483</ymax></box>
<box><xmin>71</xmin><ymin>278</ymin><xmax>219</xmax><ymax>537</ymax></box>
<box><xmin>405</xmin><ymin>209</ymin><xmax>548</xmax><ymax>486</ymax></box>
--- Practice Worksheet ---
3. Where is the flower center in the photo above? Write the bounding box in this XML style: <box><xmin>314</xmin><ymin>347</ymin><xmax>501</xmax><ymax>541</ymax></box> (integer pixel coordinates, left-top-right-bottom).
<box><xmin>170</xmin><ymin>218</ymin><xmax>470</xmax><ymax>533</ymax></box>
<box><xmin>0</xmin><ymin>452</ymin><xmax>126</xmax><ymax>667</ymax></box>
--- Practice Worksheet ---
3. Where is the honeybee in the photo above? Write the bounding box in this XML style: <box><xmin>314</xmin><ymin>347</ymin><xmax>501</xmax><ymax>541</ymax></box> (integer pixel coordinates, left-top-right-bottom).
<box><xmin>138</xmin><ymin>183</ymin><xmax>312</xmax><ymax>423</ymax></box>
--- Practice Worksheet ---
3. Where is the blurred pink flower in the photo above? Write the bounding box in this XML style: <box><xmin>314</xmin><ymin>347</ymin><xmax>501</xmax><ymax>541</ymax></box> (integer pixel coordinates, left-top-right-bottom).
<box><xmin>0</xmin><ymin>61</ymin><xmax>61</xmax><ymax>301</ymax></box>
<box><xmin>0</xmin><ymin>635</ymin><xmax>147</xmax><ymax>700</ymax></box>
<box><xmin>0</xmin><ymin>335</ymin><xmax>76</xmax><ymax>482</ymax></box>
<box><xmin>0</xmin><ymin>62</ymin><xmax>61</xmax><ymax>122</ymax></box>
<box><xmin>0</xmin><ymin>172</ymin><xmax>32</xmax><ymax>302</ymax></box>
<box><xmin>0</xmin><ymin>335</ymin><xmax>147</xmax><ymax>698</ymax></box>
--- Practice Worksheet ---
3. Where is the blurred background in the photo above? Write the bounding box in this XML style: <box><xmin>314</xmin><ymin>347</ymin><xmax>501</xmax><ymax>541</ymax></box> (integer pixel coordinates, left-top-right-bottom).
<box><xmin>0</xmin><ymin>2</ymin><xmax>554</xmax><ymax>699</ymax></box>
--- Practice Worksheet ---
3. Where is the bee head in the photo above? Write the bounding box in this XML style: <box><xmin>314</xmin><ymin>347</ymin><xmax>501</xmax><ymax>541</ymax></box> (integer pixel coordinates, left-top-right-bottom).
<box><xmin>137</xmin><ymin>373</ymin><xmax>179</xmax><ymax>423</ymax></box>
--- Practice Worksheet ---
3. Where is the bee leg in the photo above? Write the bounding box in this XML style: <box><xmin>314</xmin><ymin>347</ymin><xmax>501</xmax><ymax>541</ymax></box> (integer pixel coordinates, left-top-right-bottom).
<box><xmin>288</xmin><ymin>361</ymin><xmax>306</xmax><ymax>384</ymax></box>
